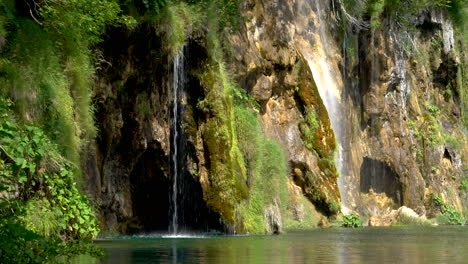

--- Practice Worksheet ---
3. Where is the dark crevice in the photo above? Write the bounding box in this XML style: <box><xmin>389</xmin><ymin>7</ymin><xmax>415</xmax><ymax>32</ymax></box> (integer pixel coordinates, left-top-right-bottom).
<box><xmin>130</xmin><ymin>145</ymin><xmax>170</xmax><ymax>232</ymax></box>
<box><xmin>360</xmin><ymin>157</ymin><xmax>403</xmax><ymax>206</ymax></box>
<box><xmin>443</xmin><ymin>148</ymin><xmax>452</xmax><ymax>164</ymax></box>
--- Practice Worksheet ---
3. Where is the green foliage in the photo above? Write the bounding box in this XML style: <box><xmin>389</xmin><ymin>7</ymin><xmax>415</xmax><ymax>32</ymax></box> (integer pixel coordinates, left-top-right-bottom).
<box><xmin>410</xmin><ymin>115</ymin><xmax>444</xmax><ymax>150</ymax></box>
<box><xmin>433</xmin><ymin>195</ymin><xmax>444</xmax><ymax>207</ymax></box>
<box><xmin>0</xmin><ymin>0</ymin><xmax>133</xmax><ymax>164</ymax></box>
<box><xmin>183</xmin><ymin>0</ymin><xmax>242</xmax><ymax>31</ymax></box>
<box><xmin>135</xmin><ymin>92</ymin><xmax>151</xmax><ymax>120</ymax></box>
<box><xmin>158</xmin><ymin>2</ymin><xmax>202</xmax><ymax>56</ymax></box>
<box><xmin>437</xmin><ymin>205</ymin><xmax>464</xmax><ymax>225</ymax></box>
<box><xmin>0</xmin><ymin>98</ymin><xmax>102</xmax><ymax>262</ymax></box>
<box><xmin>342</xmin><ymin>214</ymin><xmax>363</xmax><ymax>228</ymax></box>
<box><xmin>231</xmin><ymin>86</ymin><xmax>260</xmax><ymax>111</ymax></box>
<box><xmin>19</xmin><ymin>199</ymin><xmax>62</xmax><ymax>237</ymax></box>
<box><xmin>124</xmin><ymin>0</ymin><xmax>241</xmax><ymax>31</ymax></box>
<box><xmin>131</xmin><ymin>0</ymin><xmax>242</xmax><ymax>57</ymax></box>
<box><xmin>433</xmin><ymin>195</ymin><xmax>465</xmax><ymax>225</ymax></box>
<box><xmin>0</xmin><ymin>17</ymin><xmax>79</xmax><ymax>162</ymax></box>
<box><xmin>366</xmin><ymin>0</ymin><xmax>385</xmax><ymax>20</ymax></box>
<box><xmin>461</xmin><ymin>180</ymin><xmax>468</xmax><ymax>193</ymax></box>
<box><xmin>461</xmin><ymin>172</ymin><xmax>468</xmax><ymax>220</ymax></box>
<box><xmin>40</xmin><ymin>0</ymin><xmax>135</xmax><ymax>47</ymax></box>
<box><xmin>447</xmin><ymin>0</ymin><xmax>468</xmax><ymax>30</ymax></box>
<box><xmin>426</xmin><ymin>104</ymin><xmax>441</xmax><ymax>115</ymax></box>
<box><xmin>299</xmin><ymin>109</ymin><xmax>319</xmax><ymax>151</ymax></box>
<box><xmin>136</xmin><ymin>0</ymin><xmax>172</xmax><ymax>16</ymax></box>
<box><xmin>284</xmin><ymin>194</ymin><xmax>319</xmax><ymax>230</ymax></box>
<box><xmin>409</xmin><ymin>103</ymin><xmax>461</xmax><ymax>159</ymax></box>
<box><xmin>358</xmin><ymin>0</ymin><xmax>453</xmax><ymax>29</ymax></box>
<box><xmin>235</xmin><ymin>105</ymin><xmax>289</xmax><ymax>233</ymax></box>
<box><xmin>330</xmin><ymin>201</ymin><xmax>341</xmax><ymax>214</ymax></box>
<box><xmin>195</xmin><ymin>51</ymin><xmax>250</xmax><ymax>226</ymax></box>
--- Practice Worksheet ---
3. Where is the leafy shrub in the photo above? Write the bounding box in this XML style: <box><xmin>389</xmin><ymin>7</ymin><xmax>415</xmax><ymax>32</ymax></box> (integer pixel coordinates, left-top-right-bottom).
<box><xmin>342</xmin><ymin>214</ymin><xmax>363</xmax><ymax>228</ymax></box>
<box><xmin>0</xmin><ymin>0</ymin><xmax>134</xmax><ymax>163</ymax></box>
<box><xmin>461</xmin><ymin>180</ymin><xmax>468</xmax><ymax>193</ymax></box>
<box><xmin>0</xmin><ymin>98</ymin><xmax>101</xmax><ymax>262</ymax></box>
<box><xmin>433</xmin><ymin>195</ymin><xmax>444</xmax><ymax>207</ymax></box>
<box><xmin>437</xmin><ymin>206</ymin><xmax>464</xmax><ymax>225</ymax></box>
<box><xmin>426</xmin><ymin>104</ymin><xmax>441</xmax><ymax>115</ymax></box>
<box><xmin>366</xmin><ymin>0</ymin><xmax>385</xmax><ymax>20</ymax></box>
<box><xmin>433</xmin><ymin>195</ymin><xmax>465</xmax><ymax>225</ymax></box>
<box><xmin>299</xmin><ymin>109</ymin><xmax>319</xmax><ymax>151</ymax></box>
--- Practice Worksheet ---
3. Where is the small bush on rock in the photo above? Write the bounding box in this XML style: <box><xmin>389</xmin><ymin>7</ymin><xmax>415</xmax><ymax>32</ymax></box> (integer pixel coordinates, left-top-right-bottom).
<box><xmin>342</xmin><ymin>214</ymin><xmax>363</xmax><ymax>228</ymax></box>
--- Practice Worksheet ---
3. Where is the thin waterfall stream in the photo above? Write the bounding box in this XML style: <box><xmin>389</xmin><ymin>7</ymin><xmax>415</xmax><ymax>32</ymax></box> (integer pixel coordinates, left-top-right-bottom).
<box><xmin>170</xmin><ymin>50</ymin><xmax>183</xmax><ymax>235</ymax></box>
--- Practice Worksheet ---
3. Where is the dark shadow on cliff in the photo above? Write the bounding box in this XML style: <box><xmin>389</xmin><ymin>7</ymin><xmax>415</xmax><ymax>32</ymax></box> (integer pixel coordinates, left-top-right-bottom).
<box><xmin>89</xmin><ymin>25</ymin><xmax>226</xmax><ymax>234</ymax></box>
<box><xmin>360</xmin><ymin>157</ymin><xmax>403</xmax><ymax>206</ymax></box>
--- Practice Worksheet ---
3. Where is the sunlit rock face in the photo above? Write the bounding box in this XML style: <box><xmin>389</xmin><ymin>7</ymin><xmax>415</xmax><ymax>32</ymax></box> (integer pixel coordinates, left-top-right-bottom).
<box><xmin>85</xmin><ymin>0</ymin><xmax>466</xmax><ymax>233</ymax></box>
<box><xmin>231</xmin><ymin>0</ymin><xmax>466</xmax><ymax>220</ymax></box>
<box><xmin>231</xmin><ymin>0</ymin><xmax>343</xmax><ymax>218</ymax></box>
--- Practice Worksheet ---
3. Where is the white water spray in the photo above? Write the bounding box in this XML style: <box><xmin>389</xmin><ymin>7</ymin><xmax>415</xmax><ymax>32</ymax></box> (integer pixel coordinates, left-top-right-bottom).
<box><xmin>304</xmin><ymin>0</ymin><xmax>349</xmax><ymax>214</ymax></box>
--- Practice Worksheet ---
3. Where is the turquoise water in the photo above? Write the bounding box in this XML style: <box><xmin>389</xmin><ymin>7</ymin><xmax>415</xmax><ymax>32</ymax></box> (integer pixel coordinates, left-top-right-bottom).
<box><xmin>77</xmin><ymin>226</ymin><xmax>468</xmax><ymax>263</ymax></box>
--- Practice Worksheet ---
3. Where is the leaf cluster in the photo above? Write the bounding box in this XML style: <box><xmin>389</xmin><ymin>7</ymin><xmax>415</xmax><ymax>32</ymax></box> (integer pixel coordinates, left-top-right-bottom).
<box><xmin>433</xmin><ymin>195</ymin><xmax>465</xmax><ymax>225</ymax></box>
<box><xmin>39</xmin><ymin>0</ymin><xmax>136</xmax><ymax>47</ymax></box>
<box><xmin>341</xmin><ymin>214</ymin><xmax>363</xmax><ymax>228</ymax></box>
<box><xmin>0</xmin><ymin>98</ymin><xmax>101</xmax><ymax>262</ymax></box>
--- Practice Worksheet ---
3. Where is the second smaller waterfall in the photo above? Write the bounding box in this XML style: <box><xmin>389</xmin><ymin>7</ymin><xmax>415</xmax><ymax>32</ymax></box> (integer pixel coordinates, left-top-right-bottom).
<box><xmin>170</xmin><ymin>50</ymin><xmax>184</xmax><ymax>235</ymax></box>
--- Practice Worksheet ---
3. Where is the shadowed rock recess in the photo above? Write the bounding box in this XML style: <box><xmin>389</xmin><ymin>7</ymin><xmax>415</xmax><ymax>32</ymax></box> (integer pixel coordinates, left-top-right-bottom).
<box><xmin>82</xmin><ymin>0</ymin><xmax>466</xmax><ymax>233</ymax></box>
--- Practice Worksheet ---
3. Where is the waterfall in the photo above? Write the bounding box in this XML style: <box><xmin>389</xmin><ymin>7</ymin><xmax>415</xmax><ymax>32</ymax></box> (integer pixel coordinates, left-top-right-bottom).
<box><xmin>170</xmin><ymin>50</ymin><xmax>184</xmax><ymax>234</ymax></box>
<box><xmin>304</xmin><ymin>0</ymin><xmax>350</xmax><ymax>214</ymax></box>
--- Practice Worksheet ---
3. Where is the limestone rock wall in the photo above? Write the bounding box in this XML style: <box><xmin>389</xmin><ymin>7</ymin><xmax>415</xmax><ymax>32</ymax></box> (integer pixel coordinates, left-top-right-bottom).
<box><xmin>85</xmin><ymin>0</ymin><xmax>466</xmax><ymax>233</ymax></box>
<box><xmin>231</xmin><ymin>0</ymin><xmax>466</xmax><ymax>219</ymax></box>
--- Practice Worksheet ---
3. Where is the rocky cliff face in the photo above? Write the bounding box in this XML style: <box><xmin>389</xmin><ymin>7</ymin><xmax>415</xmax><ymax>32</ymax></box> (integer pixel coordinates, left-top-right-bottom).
<box><xmin>340</xmin><ymin>6</ymin><xmax>466</xmax><ymax>218</ymax></box>
<box><xmin>85</xmin><ymin>0</ymin><xmax>466</xmax><ymax>233</ymax></box>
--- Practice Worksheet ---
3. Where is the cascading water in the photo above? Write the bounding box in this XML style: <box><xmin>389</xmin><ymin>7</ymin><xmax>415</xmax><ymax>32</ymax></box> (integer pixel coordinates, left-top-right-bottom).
<box><xmin>170</xmin><ymin>50</ymin><xmax>184</xmax><ymax>235</ymax></box>
<box><xmin>166</xmin><ymin>46</ymin><xmax>227</xmax><ymax>235</ymax></box>
<box><xmin>304</xmin><ymin>0</ymin><xmax>350</xmax><ymax>214</ymax></box>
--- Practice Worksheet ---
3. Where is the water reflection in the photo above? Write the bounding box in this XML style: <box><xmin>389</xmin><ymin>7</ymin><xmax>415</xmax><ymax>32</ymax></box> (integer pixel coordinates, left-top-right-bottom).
<box><xmin>75</xmin><ymin>227</ymin><xmax>468</xmax><ymax>263</ymax></box>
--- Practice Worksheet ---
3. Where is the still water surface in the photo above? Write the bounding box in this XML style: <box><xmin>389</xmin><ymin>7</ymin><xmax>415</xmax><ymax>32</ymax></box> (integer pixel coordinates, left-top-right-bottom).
<box><xmin>78</xmin><ymin>226</ymin><xmax>468</xmax><ymax>263</ymax></box>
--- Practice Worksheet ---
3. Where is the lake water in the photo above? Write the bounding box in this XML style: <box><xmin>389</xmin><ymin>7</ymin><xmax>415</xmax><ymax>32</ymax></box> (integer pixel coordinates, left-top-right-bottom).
<box><xmin>76</xmin><ymin>226</ymin><xmax>468</xmax><ymax>263</ymax></box>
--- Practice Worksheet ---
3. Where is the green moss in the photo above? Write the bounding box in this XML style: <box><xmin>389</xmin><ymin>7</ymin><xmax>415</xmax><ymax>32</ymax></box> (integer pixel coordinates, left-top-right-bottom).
<box><xmin>0</xmin><ymin>0</ymin><xmax>131</xmax><ymax>163</ymax></box>
<box><xmin>203</xmin><ymin>117</ymin><xmax>248</xmax><ymax>225</ymax></box>
<box><xmin>198</xmin><ymin>55</ymin><xmax>289</xmax><ymax>232</ymax></box>
<box><xmin>366</xmin><ymin>0</ymin><xmax>385</xmax><ymax>20</ymax></box>
<box><xmin>65</xmin><ymin>49</ymin><xmax>97</xmax><ymax>142</ymax></box>
<box><xmin>284</xmin><ymin>194</ymin><xmax>319</xmax><ymax>230</ymax></box>
<box><xmin>195</xmin><ymin>35</ymin><xmax>250</xmax><ymax>226</ymax></box>
<box><xmin>197</xmin><ymin>51</ymin><xmax>290</xmax><ymax>232</ymax></box>
<box><xmin>298</xmin><ymin>107</ymin><xmax>339</xmax><ymax>180</ymax></box>
<box><xmin>0</xmin><ymin>19</ymin><xmax>80</xmax><ymax>163</ymax></box>
<box><xmin>159</xmin><ymin>2</ymin><xmax>202</xmax><ymax>56</ymax></box>
<box><xmin>135</xmin><ymin>92</ymin><xmax>152</xmax><ymax>120</ymax></box>
<box><xmin>235</xmin><ymin>105</ymin><xmax>289</xmax><ymax>233</ymax></box>
<box><xmin>299</xmin><ymin>109</ymin><xmax>319</xmax><ymax>151</ymax></box>
<box><xmin>457</xmin><ymin>40</ymin><xmax>468</xmax><ymax>128</ymax></box>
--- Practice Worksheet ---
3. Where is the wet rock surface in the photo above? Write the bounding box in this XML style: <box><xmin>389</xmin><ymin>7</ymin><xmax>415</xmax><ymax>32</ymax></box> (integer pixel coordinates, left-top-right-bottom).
<box><xmin>84</xmin><ymin>1</ymin><xmax>466</xmax><ymax>233</ymax></box>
